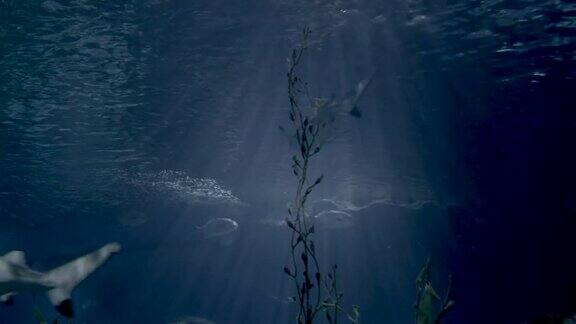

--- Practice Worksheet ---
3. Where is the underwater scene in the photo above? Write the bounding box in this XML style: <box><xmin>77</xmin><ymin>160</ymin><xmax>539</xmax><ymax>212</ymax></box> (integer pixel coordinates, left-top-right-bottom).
<box><xmin>1</xmin><ymin>0</ymin><xmax>575</xmax><ymax>323</ymax></box>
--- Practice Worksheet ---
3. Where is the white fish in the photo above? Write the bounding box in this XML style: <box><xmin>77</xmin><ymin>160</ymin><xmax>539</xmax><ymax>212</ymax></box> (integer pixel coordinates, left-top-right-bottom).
<box><xmin>336</xmin><ymin>197</ymin><xmax>435</xmax><ymax>211</ymax></box>
<box><xmin>312</xmin><ymin>210</ymin><xmax>354</xmax><ymax>229</ymax></box>
<box><xmin>196</xmin><ymin>218</ymin><xmax>239</xmax><ymax>239</ymax></box>
<box><xmin>310</xmin><ymin>199</ymin><xmax>341</xmax><ymax>215</ymax></box>
<box><xmin>0</xmin><ymin>243</ymin><xmax>121</xmax><ymax>318</ymax></box>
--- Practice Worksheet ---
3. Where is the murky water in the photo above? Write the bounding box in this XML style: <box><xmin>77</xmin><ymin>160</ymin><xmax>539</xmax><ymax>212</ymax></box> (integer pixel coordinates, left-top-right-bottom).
<box><xmin>1</xmin><ymin>0</ymin><xmax>575</xmax><ymax>323</ymax></box>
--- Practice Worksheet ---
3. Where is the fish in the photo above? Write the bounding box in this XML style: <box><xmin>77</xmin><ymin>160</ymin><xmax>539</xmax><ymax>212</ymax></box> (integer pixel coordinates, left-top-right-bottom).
<box><xmin>195</xmin><ymin>218</ymin><xmax>239</xmax><ymax>240</ymax></box>
<box><xmin>313</xmin><ymin>69</ymin><xmax>377</xmax><ymax>121</ymax></box>
<box><xmin>313</xmin><ymin>196</ymin><xmax>436</xmax><ymax>213</ymax></box>
<box><xmin>310</xmin><ymin>70</ymin><xmax>377</xmax><ymax>122</ymax></box>
<box><xmin>312</xmin><ymin>210</ymin><xmax>354</xmax><ymax>229</ymax></box>
<box><xmin>0</xmin><ymin>242</ymin><xmax>121</xmax><ymax>318</ymax></box>
<box><xmin>345</xmin><ymin>69</ymin><xmax>377</xmax><ymax>118</ymax></box>
<box><xmin>259</xmin><ymin>202</ymin><xmax>354</xmax><ymax>230</ymax></box>
<box><xmin>279</xmin><ymin>69</ymin><xmax>377</xmax><ymax>147</ymax></box>
<box><xmin>310</xmin><ymin>198</ymin><xmax>342</xmax><ymax>215</ymax></box>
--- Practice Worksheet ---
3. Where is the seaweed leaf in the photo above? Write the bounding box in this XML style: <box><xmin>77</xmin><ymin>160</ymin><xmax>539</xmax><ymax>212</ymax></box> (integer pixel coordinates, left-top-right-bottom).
<box><xmin>33</xmin><ymin>307</ymin><xmax>48</xmax><ymax>324</ymax></box>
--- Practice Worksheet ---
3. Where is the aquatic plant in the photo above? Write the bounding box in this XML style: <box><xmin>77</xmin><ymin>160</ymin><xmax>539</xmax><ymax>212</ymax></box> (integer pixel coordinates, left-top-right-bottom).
<box><xmin>283</xmin><ymin>27</ymin><xmax>359</xmax><ymax>324</ymax></box>
<box><xmin>414</xmin><ymin>258</ymin><xmax>454</xmax><ymax>324</ymax></box>
<box><xmin>33</xmin><ymin>307</ymin><xmax>49</xmax><ymax>324</ymax></box>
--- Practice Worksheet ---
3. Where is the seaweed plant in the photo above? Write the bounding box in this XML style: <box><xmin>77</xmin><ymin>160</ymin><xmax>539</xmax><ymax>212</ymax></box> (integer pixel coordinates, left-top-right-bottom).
<box><xmin>33</xmin><ymin>307</ymin><xmax>50</xmax><ymax>324</ymax></box>
<box><xmin>283</xmin><ymin>27</ymin><xmax>359</xmax><ymax>324</ymax></box>
<box><xmin>414</xmin><ymin>258</ymin><xmax>454</xmax><ymax>324</ymax></box>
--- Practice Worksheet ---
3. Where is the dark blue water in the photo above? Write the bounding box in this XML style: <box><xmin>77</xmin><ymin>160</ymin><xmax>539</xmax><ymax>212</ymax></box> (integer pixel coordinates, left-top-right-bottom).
<box><xmin>1</xmin><ymin>0</ymin><xmax>575</xmax><ymax>323</ymax></box>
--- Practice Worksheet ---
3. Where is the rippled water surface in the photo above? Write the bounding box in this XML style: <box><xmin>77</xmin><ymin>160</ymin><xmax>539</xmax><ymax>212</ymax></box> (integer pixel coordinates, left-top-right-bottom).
<box><xmin>1</xmin><ymin>0</ymin><xmax>575</xmax><ymax>323</ymax></box>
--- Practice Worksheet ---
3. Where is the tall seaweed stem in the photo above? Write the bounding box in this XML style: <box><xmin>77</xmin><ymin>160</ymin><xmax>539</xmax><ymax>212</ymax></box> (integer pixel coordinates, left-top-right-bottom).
<box><xmin>283</xmin><ymin>27</ymin><xmax>359</xmax><ymax>324</ymax></box>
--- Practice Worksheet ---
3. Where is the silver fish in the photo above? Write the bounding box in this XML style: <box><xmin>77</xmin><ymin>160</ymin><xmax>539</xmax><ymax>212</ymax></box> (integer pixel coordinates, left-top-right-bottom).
<box><xmin>312</xmin><ymin>210</ymin><xmax>354</xmax><ymax>229</ymax></box>
<box><xmin>196</xmin><ymin>218</ymin><xmax>239</xmax><ymax>239</ymax></box>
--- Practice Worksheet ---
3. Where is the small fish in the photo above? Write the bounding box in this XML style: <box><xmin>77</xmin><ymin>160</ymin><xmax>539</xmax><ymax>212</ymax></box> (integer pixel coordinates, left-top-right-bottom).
<box><xmin>279</xmin><ymin>69</ymin><xmax>377</xmax><ymax>148</ymax></box>
<box><xmin>196</xmin><ymin>218</ymin><xmax>239</xmax><ymax>239</ymax></box>
<box><xmin>0</xmin><ymin>243</ymin><xmax>121</xmax><ymax>318</ymax></box>
<box><xmin>345</xmin><ymin>69</ymin><xmax>377</xmax><ymax>118</ymax></box>
<box><xmin>310</xmin><ymin>198</ymin><xmax>341</xmax><ymax>215</ymax></box>
<box><xmin>312</xmin><ymin>210</ymin><xmax>354</xmax><ymax>229</ymax></box>
<box><xmin>309</xmin><ymin>69</ymin><xmax>377</xmax><ymax>122</ymax></box>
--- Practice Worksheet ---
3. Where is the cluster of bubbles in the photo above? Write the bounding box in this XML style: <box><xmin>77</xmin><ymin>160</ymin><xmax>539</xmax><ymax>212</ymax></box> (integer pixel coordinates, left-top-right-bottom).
<box><xmin>129</xmin><ymin>170</ymin><xmax>242</xmax><ymax>206</ymax></box>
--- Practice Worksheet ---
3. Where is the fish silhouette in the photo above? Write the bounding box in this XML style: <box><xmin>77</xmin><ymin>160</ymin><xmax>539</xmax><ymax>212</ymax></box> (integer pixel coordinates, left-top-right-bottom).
<box><xmin>0</xmin><ymin>243</ymin><xmax>121</xmax><ymax>318</ymax></box>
